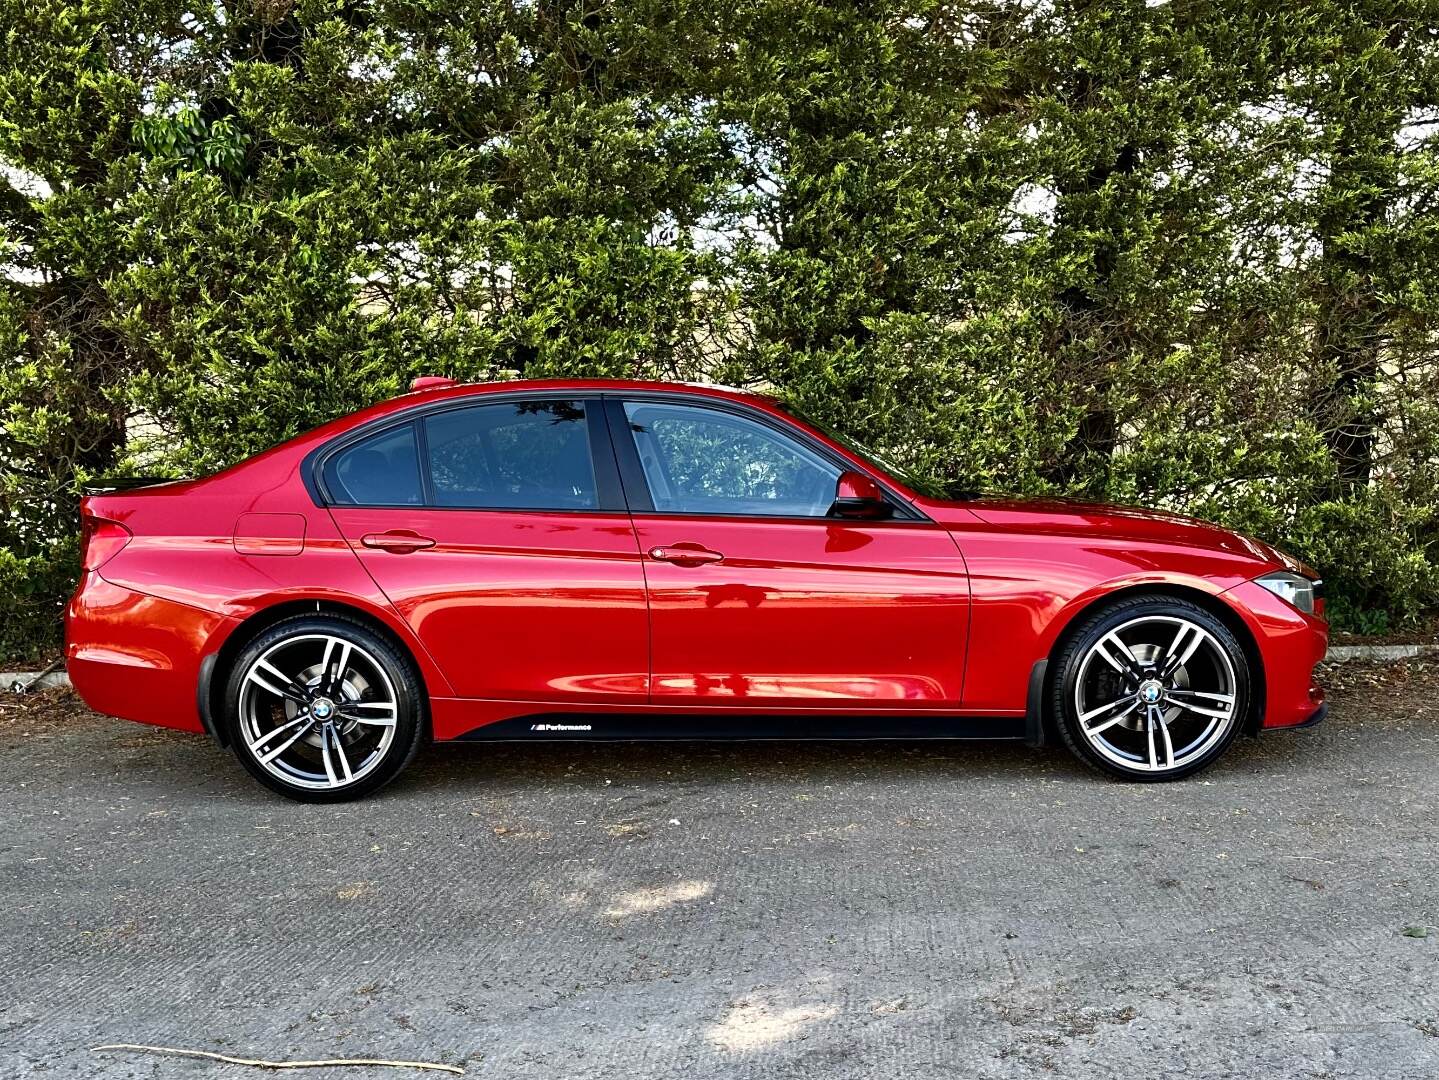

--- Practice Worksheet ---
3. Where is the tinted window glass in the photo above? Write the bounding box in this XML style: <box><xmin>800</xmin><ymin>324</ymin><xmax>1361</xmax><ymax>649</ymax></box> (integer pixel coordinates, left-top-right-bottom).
<box><xmin>324</xmin><ymin>424</ymin><xmax>423</xmax><ymax>506</ymax></box>
<box><xmin>425</xmin><ymin>400</ymin><xmax>596</xmax><ymax>509</ymax></box>
<box><xmin>624</xmin><ymin>402</ymin><xmax>840</xmax><ymax>517</ymax></box>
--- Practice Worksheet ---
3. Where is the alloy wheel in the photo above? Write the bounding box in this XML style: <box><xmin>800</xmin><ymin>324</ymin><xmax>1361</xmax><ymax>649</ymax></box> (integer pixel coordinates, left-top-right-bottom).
<box><xmin>1073</xmin><ymin>615</ymin><xmax>1239</xmax><ymax>774</ymax></box>
<box><xmin>236</xmin><ymin>633</ymin><xmax>400</xmax><ymax>791</ymax></box>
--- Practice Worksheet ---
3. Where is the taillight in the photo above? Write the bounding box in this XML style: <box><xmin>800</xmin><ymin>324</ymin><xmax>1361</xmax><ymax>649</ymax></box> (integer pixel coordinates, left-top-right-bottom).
<box><xmin>81</xmin><ymin>517</ymin><xmax>132</xmax><ymax>571</ymax></box>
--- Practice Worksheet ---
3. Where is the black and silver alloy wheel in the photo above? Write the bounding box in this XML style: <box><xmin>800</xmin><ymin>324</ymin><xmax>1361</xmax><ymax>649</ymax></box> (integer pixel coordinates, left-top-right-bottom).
<box><xmin>224</xmin><ymin>615</ymin><xmax>425</xmax><ymax>801</ymax></box>
<box><xmin>1053</xmin><ymin>597</ymin><xmax>1249</xmax><ymax>781</ymax></box>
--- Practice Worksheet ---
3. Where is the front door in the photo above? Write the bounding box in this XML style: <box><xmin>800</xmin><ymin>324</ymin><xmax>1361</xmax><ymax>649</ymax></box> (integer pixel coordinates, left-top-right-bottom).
<box><xmin>324</xmin><ymin>396</ymin><xmax>648</xmax><ymax>703</ymax></box>
<box><xmin>611</xmin><ymin>397</ymin><xmax>971</xmax><ymax>707</ymax></box>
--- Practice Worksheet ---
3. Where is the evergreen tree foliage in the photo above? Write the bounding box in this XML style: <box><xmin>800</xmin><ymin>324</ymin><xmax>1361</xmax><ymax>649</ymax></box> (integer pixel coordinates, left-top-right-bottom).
<box><xmin>2</xmin><ymin>0</ymin><xmax>1437</xmax><ymax>656</ymax></box>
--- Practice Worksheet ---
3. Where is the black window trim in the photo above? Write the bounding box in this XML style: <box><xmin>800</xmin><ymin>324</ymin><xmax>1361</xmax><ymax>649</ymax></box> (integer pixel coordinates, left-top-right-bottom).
<box><xmin>303</xmin><ymin>393</ymin><xmax>627</xmax><ymax>514</ymax></box>
<box><xmin>602</xmin><ymin>392</ymin><xmax>930</xmax><ymax>524</ymax></box>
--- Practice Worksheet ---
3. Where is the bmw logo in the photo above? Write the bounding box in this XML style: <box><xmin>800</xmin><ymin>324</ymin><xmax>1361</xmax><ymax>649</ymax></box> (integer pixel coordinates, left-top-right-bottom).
<box><xmin>1139</xmin><ymin>681</ymin><xmax>1164</xmax><ymax>705</ymax></box>
<box><xmin>311</xmin><ymin>698</ymin><xmax>335</xmax><ymax>720</ymax></box>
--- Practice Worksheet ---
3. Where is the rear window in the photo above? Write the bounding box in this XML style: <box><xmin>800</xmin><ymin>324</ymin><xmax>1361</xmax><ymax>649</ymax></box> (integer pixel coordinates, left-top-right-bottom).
<box><xmin>323</xmin><ymin>424</ymin><xmax>423</xmax><ymax>506</ymax></box>
<box><xmin>424</xmin><ymin>400</ymin><xmax>596</xmax><ymax>510</ymax></box>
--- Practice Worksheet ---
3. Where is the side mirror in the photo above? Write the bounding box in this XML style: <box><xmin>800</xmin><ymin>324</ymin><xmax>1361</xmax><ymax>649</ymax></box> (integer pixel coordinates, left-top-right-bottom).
<box><xmin>829</xmin><ymin>470</ymin><xmax>892</xmax><ymax>520</ymax></box>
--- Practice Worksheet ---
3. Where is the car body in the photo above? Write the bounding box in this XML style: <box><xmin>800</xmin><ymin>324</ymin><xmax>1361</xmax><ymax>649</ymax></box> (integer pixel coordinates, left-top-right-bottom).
<box><xmin>66</xmin><ymin>379</ymin><xmax>1328</xmax><ymax>799</ymax></box>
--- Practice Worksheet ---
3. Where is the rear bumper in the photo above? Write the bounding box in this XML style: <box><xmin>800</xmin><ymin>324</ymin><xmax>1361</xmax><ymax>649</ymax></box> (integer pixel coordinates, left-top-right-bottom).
<box><xmin>65</xmin><ymin>572</ymin><xmax>236</xmax><ymax>734</ymax></box>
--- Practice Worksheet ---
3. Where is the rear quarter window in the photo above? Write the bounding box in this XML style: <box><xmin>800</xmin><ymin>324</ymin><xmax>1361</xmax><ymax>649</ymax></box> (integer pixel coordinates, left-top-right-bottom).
<box><xmin>323</xmin><ymin>424</ymin><xmax>423</xmax><ymax>506</ymax></box>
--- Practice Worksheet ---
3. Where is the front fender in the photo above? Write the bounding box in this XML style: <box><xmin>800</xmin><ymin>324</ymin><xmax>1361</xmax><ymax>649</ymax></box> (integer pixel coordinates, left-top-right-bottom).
<box><xmin>1034</xmin><ymin>572</ymin><xmax>1237</xmax><ymax>657</ymax></box>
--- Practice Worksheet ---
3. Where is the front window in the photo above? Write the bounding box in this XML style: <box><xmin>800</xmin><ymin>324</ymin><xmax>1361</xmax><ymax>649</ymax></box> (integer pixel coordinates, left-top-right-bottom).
<box><xmin>623</xmin><ymin>401</ymin><xmax>841</xmax><ymax>517</ymax></box>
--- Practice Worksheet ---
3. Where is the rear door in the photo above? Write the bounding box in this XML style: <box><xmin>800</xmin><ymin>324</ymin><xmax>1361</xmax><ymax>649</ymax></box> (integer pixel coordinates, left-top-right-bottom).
<box><xmin>322</xmin><ymin>396</ymin><xmax>648</xmax><ymax>703</ymax></box>
<box><xmin>609</xmin><ymin>395</ymin><xmax>971</xmax><ymax>707</ymax></box>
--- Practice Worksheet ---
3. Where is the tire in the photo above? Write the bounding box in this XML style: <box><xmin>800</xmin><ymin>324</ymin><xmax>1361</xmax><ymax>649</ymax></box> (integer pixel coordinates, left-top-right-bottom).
<box><xmin>222</xmin><ymin>614</ymin><xmax>427</xmax><ymax>802</ymax></box>
<box><xmin>1051</xmin><ymin>595</ymin><xmax>1250</xmax><ymax>782</ymax></box>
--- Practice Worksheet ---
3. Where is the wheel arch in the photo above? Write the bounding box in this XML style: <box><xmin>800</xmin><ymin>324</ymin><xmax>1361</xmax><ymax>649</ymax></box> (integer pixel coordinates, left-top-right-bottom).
<box><xmin>1041</xmin><ymin>582</ymin><xmax>1267</xmax><ymax>737</ymax></box>
<box><xmin>199</xmin><ymin>597</ymin><xmax>438</xmax><ymax>748</ymax></box>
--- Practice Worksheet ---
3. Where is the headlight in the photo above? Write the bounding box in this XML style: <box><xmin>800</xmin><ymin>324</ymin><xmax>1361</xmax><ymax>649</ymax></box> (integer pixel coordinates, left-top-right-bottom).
<box><xmin>1254</xmin><ymin>571</ymin><xmax>1320</xmax><ymax>615</ymax></box>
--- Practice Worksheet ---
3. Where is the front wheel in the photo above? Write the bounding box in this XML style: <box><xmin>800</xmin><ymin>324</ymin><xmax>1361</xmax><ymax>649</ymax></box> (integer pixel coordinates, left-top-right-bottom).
<box><xmin>222</xmin><ymin>615</ymin><xmax>426</xmax><ymax>802</ymax></box>
<box><xmin>1052</xmin><ymin>596</ymin><xmax>1250</xmax><ymax>781</ymax></box>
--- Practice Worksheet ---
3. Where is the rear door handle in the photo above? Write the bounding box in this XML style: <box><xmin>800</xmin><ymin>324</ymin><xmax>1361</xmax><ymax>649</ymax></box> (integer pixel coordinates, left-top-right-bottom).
<box><xmin>361</xmin><ymin>530</ymin><xmax>436</xmax><ymax>554</ymax></box>
<box><xmin>648</xmin><ymin>544</ymin><xmax>724</xmax><ymax>567</ymax></box>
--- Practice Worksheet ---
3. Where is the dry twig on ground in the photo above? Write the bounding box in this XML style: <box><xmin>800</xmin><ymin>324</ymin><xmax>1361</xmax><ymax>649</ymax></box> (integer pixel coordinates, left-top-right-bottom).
<box><xmin>91</xmin><ymin>1043</ymin><xmax>464</xmax><ymax>1074</ymax></box>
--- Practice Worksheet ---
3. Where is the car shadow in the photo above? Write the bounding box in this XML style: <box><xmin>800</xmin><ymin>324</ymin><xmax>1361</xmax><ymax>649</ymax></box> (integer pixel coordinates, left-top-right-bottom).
<box><xmin>385</xmin><ymin>723</ymin><xmax>1335</xmax><ymax>799</ymax></box>
<box><xmin>72</xmin><ymin>706</ymin><xmax>1334</xmax><ymax>804</ymax></box>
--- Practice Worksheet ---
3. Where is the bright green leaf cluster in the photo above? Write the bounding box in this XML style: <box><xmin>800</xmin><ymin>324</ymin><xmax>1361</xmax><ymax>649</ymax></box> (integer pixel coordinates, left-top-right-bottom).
<box><xmin>3</xmin><ymin>0</ymin><xmax>1438</xmax><ymax>660</ymax></box>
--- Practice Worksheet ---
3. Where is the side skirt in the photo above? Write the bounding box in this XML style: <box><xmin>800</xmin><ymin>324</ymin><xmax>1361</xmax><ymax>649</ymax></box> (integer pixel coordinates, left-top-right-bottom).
<box><xmin>454</xmin><ymin>713</ymin><xmax>1027</xmax><ymax>743</ymax></box>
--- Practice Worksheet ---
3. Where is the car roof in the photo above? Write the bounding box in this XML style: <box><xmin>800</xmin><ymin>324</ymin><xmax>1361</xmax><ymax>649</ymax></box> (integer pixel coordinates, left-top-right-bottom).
<box><xmin>207</xmin><ymin>375</ymin><xmax>925</xmax><ymax>504</ymax></box>
<box><xmin>277</xmin><ymin>378</ymin><xmax>780</xmax><ymax>456</ymax></box>
<box><xmin>395</xmin><ymin>377</ymin><xmax>773</xmax><ymax>406</ymax></box>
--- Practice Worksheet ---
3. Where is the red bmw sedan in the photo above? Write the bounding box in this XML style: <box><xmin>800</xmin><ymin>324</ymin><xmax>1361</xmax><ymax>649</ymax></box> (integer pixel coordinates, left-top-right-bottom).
<box><xmin>66</xmin><ymin>379</ymin><xmax>1328</xmax><ymax>801</ymax></box>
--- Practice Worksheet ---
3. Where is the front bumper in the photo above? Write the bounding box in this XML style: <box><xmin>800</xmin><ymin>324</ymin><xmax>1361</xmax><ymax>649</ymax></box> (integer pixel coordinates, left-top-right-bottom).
<box><xmin>1263</xmin><ymin>700</ymin><xmax>1327</xmax><ymax>732</ymax></box>
<box><xmin>1220</xmin><ymin>579</ymin><xmax>1329</xmax><ymax>731</ymax></box>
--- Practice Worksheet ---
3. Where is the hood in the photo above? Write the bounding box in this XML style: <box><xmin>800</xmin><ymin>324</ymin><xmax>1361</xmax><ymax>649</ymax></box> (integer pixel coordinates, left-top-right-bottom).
<box><xmin>931</xmin><ymin>495</ymin><xmax>1289</xmax><ymax>567</ymax></box>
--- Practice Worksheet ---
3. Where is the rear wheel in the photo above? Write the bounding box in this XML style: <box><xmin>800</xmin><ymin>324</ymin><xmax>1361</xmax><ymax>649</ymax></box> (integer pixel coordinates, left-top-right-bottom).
<box><xmin>222</xmin><ymin>615</ymin><xmax>426</xmax><ymax>802</ymax></box>
<box><xmin>1052</xmin><ymin>596</ymin><xmax>1250</xmax><ymax>781</ymax></box>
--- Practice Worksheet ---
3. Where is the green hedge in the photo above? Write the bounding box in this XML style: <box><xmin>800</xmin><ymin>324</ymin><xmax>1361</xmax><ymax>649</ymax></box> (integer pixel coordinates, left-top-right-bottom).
<box><xmin>0</xmin><ymin>540</ymin><xmax>75</xmax><ymax>663</ymax></box>
<box><xmin>3</xmin><ymin>0</ymin><xmax>1437</xmax><ymax>659</ymax></box>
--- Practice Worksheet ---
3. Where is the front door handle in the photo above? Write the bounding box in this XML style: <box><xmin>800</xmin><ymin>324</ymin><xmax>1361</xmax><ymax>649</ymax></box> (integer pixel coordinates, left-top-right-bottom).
<box><xmin>649</xmin><ymin>543</ymin><xmax>724</xmax><ymax>567</ymax></box>
<box><xmin>361</xmin><ymin>530</ymin><xmax>436</xmax><ymax>554</ymax></box>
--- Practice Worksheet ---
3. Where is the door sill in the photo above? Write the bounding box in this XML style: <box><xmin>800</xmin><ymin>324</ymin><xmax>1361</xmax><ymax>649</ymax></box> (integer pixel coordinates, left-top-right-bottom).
<box><xmin>453</xmin><ymin>712</ymin><xmax>1026</xmax><ymax>742</ymax></box>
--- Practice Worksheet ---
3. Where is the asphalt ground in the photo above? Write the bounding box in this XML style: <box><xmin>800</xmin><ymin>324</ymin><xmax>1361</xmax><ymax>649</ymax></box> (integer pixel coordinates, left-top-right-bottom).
<box><xmin>1</xmin><ymin>660</ymin><xmax>1436</xmax><ymax>1079</ymax></box>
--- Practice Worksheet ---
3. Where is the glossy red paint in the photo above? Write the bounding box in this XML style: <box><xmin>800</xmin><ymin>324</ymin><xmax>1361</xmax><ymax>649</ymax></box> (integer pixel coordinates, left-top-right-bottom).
<box><xmin>829</xmin><ymin>470</ymin><xmax>889</xmax><ymax>519</ymax></box>
<box><xmin>409</xmin><ymin>375</ymin><xmax>458</xmax><ymax>392</ymax></box>
<box><xmin>635</xmin><ymin>515</ymin><xmax>969</xmax><ymax>705</ymax></box>
<box><xmin>1219</xmin><ymin>579</ymin><xmax>1328</xmax><ymax>729</ymax></box>
<box><xmin>328</xmin><ymin>506</ymin><xmax>649</xmax><ymax>702</ymax></box>
<box><xmin>66</xmin><ymin>572</ymin><xmax>231</xmax><ymax>733</ymax></box>
<box><xmin>65</xmin><ymin>378</ymin><xmax>1328</xmax><ymax>744</ymax></box>
<box><xmin>920</xmin><ymin>496</ymin><xmax>1308</xmax><ymax>722</ymax></box>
